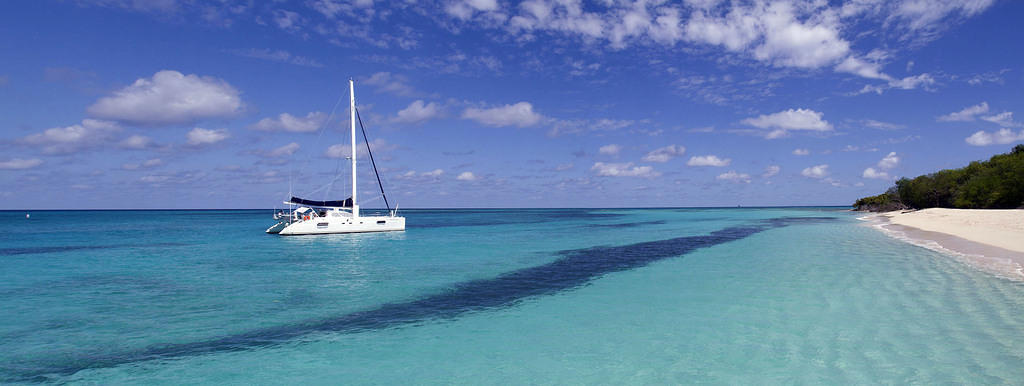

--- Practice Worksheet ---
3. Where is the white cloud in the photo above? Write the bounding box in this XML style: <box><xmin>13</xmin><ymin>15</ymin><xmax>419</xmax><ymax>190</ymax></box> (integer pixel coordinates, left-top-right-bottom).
<box><xmin>21</xmin><ymin>119</ymin><xmax>121</xmax><ymax>154</ymax></box>
<box><xmin>0</xmin><ymin>158</ymin><xmax>43</xmax><ymax>170</ymax></box>
<box><xmin>877</xmin><ymin>152</ymin><xmax>900</xmax><ymax>169</ymax></box>
<box><xmin>421</xmin><ymin>169</ymin><xmax>444</xmax><ymax>177</ymax></box>
<box><xmin>679</xmin><ymin>0</ymin><xmax>992</xmax><ymax>77</ymax></box>
<box><xmin>888</xmin><ymin>73</ymin><xmax>935</xmax><ymax>90</ymax></box>
<box><xmin>686</xmin><ymin>155</ymin><xmax>731</xmax><ymax>167</ymax></box>
<box><xmin>363</xmin><ymin>72</ymin><xmax>416</xmax><ymax>96</ymax></box>
<box><xmin>643</xmin><ymin>145</ymin><xmax>685</xmax><ymax>162</ymax></box>
<box><xmin>862</xmin><ymin>167</ymin><xmax>890</xmax><ymax>180</ymax></box>
<box><xmin>981</xmin><ymin>111</ymin><xmax>1023</xmax><ymax>128</ymax></box>
<box><xmin>764</xmin><ymin>129</ymin><xmax>789</xmax><ymax>139</ymax></box>
<box><xmin>547</xmin><ymin>118</ymin><xmax>635</xmax><ymax>136</ymax></box>
<box><xmin>446</xmin><ymin>0</ymin><xmax>499</xmax><ymax>20</ymax></box>
<box><xmin>507</xmin><ymin>1</ymin><xmax>605</xmax><ymax>41</ymax></box>
<box><xmin>965</xmin><ymin>69</ymin><xmax>1010</xmax><ymax>86</ymax></box>
<box><xmin>75</xmin><ymin>0</ymin><xmax>181</xmax><ymax>13</ymax></box>
<box><xmin>140</xmin><ymin>175</ymin><xmax>170</xmax><ymax>183</ymax></box>
<box><xmin>393</xmin><ymin>100</ymin><xmax>441</xmax><ymax>124</ymax></box>
<box><xmin>965</xmin><ymin>129</ymin><xmax>1024</xmax><ymax>146</ymax></box>
<box><xmin>892</xmin><ymin>0</ymin><xmax>995</xmax><ymax>32</ymax></box>
<box><xmin>801</xmin><ymin>164</ymin><xmax>829</xmax><ymax>178</ymax></box>
<box><xmin>456</xmin><ymin>171</ymin><xmax>479</xmax><ymax>181</ymax></box>
<box><xmin>751</xmin><ymin>3</ymin><xmax>850</xmax><ymax>68</ymax></box>
<box><xmin>938</xmin><ymin>102</ymin><xmax>989</xmax><ymax>122</ymax></box>
<box><xmin>683</xmin><ymin>5</ymin><xmax>760</xmax><ymax>51</ymax></box>
<box><xmin>118</xmin><ymin>135</ymin><xmax>154</xmax><ymax>150</ymax></box>
<box><xmin>398</xmin><ymin>169</ymin><xmax>448</xmax><ymax>180</ymax></box>
<box><xmin>229</xmin><ymin>48</ymin><xmax>324</xmax><ymax>68</ymax></box>
<box><xmin>856</xmin><ymin>72</ymin><xmax>937</xmax><ymax>94</ymax></box>
<box><xmin>598</xmin><ymin>144</ymin><xmax>622</xmax><ymax>156</ymax></box>
<box><xmin>122</xmin><ymin>158</ymin><xmax>163</xmax><ymax>170</ymax></box>
<box><xmin>309</xmin><ymin>0</ymin><xmax>374</xmax><ymax>18</ymax></box>
<box><xmin>835</xmin><ymin>56</ymin><xmax>888</xmax><ymax>80</ymax></box>
<box><xmin>269</xmin><ymin>142</ymin><xmax>300</xmax><ymax>157</ymax></box>
<box><xmin>742</xmin><ymin>108</ymin><xmax>832</xmax><ymax>138</ymax></box>
<box><xmin>186</xmin><ymin>127</ymin><xmax>230</xmax><ymax>146</ymax></box>
<box><xmin>607</xmin><ymin>3</ymin><xmax>686</xmax><ymax>48</ymax></box>
<box><xmin>462</xmin><ymin>102</ymin><xmax>543</xmax><ymax>128</ymax></box>
<box><xmin>937</xmin><ymin>103</ymin><xmax>1021</xmax><ymax>127</ymax></box>
<box><xmin>325</xmin><ymin>144</ymin><xmax>351</xmax><ymax>159</ymax></box>
<box><xmin>717</xmin><ymin>171</ymin><xmax>751</xmax><ymax>183</ymax></box>
<box><xmin>87</xmin><ymin>70</ymin><xmax>243</xmax><ymax>126</ymax></box>
<box><xmin>684</xmin><ymin>2</ymin><xmax>866</xmax><ymax>73</ymax></box>
<box><xmin>325</xmin><ymin>138</ymin><xmax>395</xmax><ymax>159</ymax></box>
<box><xmin>273</xmin><ymin>9</ymin><xmax>302</xmax><ymax>30</ymax></box>
<box><xmin>441</xmin><ymin>0</ymin><xmax>989</xmax><ymax>87</ymax></box>
<box><xmin>678</xmin><ymin>2</ymin><xmax>949</xmax><ymax>93</ymax></box>
<box><xmin>591</xmin><ymin>162</ymin><xmax>660</xmax><ymax>177</ymax></box>
<box><xmin>762</xmin><ymin>165</ymin><xmax>780</xmax><ymax>178</ymax></box>
<box><xmin>792</xmin><ymin>148</ymin><xmax>810</xmax><ymax>156</ymax></box>
<box><xmin>250</xmin><ymin>112</ymin><xmax>327</xmax><ymax>133</ymax></box>
<box><xmin>862</xmin><ymin>119</ymin><xmax>905</xmax><ymax>130</ymax></box>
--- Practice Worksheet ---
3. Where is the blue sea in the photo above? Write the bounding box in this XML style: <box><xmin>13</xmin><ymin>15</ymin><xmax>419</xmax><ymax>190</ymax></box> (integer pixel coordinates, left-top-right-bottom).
<box><xmin>2</xmin><ymin>208</ymin><xmax>1023</xmax><ymax>384</ymax></box>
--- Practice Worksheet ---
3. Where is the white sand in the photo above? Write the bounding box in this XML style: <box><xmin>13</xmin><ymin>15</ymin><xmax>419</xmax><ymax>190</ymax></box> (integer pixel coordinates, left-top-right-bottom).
<box><xmin>880</xmin><ymin>208</ymin><xmax>1024</xmax><ymax>253</ymax></box>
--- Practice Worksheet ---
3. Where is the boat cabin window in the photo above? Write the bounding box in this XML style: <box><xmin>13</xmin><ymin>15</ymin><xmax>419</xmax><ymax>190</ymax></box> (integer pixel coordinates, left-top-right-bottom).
<box><xmin>377</xmin><ymin>220</ymin><xmax>386</xmax><ymax>224</ymax></box>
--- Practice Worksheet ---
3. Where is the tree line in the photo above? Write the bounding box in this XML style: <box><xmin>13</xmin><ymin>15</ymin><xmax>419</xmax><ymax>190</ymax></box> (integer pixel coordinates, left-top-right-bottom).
<box><xmin>853</xmin><ymin>145</ymin><xmax>1024</xmax><ymax>211</ymax></box>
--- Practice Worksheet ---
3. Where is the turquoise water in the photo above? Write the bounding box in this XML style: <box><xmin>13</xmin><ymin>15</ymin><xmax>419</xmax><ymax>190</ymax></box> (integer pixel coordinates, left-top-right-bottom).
<box><xmin>1</xmin><ymin>208</ymin><xmax>1023</xmax><ymax>384</ymax></box>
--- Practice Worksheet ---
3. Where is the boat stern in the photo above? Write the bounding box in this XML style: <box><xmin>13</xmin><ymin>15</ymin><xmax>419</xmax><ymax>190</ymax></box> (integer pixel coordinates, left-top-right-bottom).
<box><xmin>265</xmin><ymin>221</ymin><xmax>288</xmax><ymax>234</ymax></box>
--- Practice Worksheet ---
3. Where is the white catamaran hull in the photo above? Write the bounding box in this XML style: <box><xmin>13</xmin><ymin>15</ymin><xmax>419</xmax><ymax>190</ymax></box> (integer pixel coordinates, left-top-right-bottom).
<box><xmin>268</xmin><ymin>79</ymin><xmax>405</xmax><ymax>236</ymax></box>
<box><xmin>269</xmin><ymin>215</ymin><xmax>405</xmax><ymax>235</ymax></box>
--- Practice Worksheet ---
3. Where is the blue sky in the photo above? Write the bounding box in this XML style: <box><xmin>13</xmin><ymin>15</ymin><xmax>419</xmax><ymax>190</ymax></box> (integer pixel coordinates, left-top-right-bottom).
<box><xmin>1</xmin><ymin>0</ymin><xmax>1022</xmax><ymax>209</ymax></box>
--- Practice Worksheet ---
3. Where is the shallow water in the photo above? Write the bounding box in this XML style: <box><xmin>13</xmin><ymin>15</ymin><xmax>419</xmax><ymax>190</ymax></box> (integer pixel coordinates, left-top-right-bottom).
<box><xmin>1</xmin><ymin>208</ymin><xmax>1022</xmax><ymax>384</ymax></box>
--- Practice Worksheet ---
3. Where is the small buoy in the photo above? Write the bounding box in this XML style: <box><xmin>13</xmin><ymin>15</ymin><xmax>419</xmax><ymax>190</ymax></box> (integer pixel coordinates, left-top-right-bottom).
<box><xmin>26</xmin><ymin>213</ymin><xmax>30</xmax><ymax>219</ymax></box>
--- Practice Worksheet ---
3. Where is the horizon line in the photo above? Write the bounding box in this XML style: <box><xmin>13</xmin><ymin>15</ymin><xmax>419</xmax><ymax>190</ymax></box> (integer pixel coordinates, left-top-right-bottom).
<box><xmin>3</xmin><ymin>205</ymin><xmax>854</xmax><ymax>211</ymax></box>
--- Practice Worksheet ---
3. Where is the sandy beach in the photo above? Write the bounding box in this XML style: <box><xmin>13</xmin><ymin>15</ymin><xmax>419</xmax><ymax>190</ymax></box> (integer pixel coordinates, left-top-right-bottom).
<box><xmin>872</xmin><ymin>208</ymin><xmax>1024</xmax><ymax>279</ymax></box>
<box><xmin>880</xmin><ymin>208</ymin><xmax>1024</xmax><ymax>253</ymax></box>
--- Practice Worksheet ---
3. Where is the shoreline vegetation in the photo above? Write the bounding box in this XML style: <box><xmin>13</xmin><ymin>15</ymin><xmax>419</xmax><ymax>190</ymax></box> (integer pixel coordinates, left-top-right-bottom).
<box><xmin>854</xmin><ymin>145</ymin><xmax>1024</xmax><ymax>278</ymax></box>
<box><xmin>853</xmin><ymin>145</ymin><xmax>1024</xmax><ymax>212</ymax></box>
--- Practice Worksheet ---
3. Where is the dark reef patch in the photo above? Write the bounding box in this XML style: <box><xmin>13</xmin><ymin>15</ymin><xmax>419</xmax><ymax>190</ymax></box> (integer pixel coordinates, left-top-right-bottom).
<box><xmin>583</xmin><ymin>220</ymin><xmax>667</xmax><ymax>228</ymax></box>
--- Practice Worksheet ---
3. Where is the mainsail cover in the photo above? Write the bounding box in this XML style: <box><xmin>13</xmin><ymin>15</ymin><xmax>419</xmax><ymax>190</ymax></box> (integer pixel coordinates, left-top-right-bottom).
<box><xmin>289</xmin><ymin>196</ymin><xmax>352</xmax><ymax>207</ymax></box>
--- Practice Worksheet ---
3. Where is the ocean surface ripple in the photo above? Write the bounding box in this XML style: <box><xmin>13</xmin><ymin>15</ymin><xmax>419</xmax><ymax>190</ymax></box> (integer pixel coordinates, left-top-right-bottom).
<box><xmin>5</xmin><ymin>216</ymin><xmax>833</xmax><ymax>382</ymax></box>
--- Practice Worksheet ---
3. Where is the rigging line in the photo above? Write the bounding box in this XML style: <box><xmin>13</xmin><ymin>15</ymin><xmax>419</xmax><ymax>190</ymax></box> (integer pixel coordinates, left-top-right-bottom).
<box><xmin>305</xmin><ymin>172</ymin><xmax>346</xmax><ymax>196</ymax></box>
<box><xmin>355</xmin><ymin>108</ymin><xmax>391</xmax><ymax>212</ymax></box>
<box><xmin>318</xmin><ymin>95</ymin><xmax>347</xmax><ymax>201</ymax></box>
<box><xmin>294</xmin><ymin>90</ymin><xmax>347</xmax><ymax>198</ymax></box>
<box><xmin>324</xmin><ymin>154</ymin><xmax>344</xmax><ymax>202</ymax></box>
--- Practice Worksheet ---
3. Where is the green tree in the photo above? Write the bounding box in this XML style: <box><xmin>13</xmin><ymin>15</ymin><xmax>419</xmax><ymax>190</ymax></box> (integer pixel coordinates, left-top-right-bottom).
<box><xmin>856</xmin><ymin>146</ymin><xmax>1024</xmax><ymax>210</ymax></box>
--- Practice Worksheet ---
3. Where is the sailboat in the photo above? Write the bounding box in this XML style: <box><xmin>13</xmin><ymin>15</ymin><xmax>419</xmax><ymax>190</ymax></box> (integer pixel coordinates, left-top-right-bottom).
<box><xmin>266</xmin><ymin>79</ymin><xmax>406</xmax><ymax>235</ymax></box>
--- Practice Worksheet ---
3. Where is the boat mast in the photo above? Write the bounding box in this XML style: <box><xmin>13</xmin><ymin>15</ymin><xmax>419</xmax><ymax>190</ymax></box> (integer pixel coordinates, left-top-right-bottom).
<box><xmin>350</xmin><ymin>78</ymin><xmax>358</xmax><ymax>217</ymax></box>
